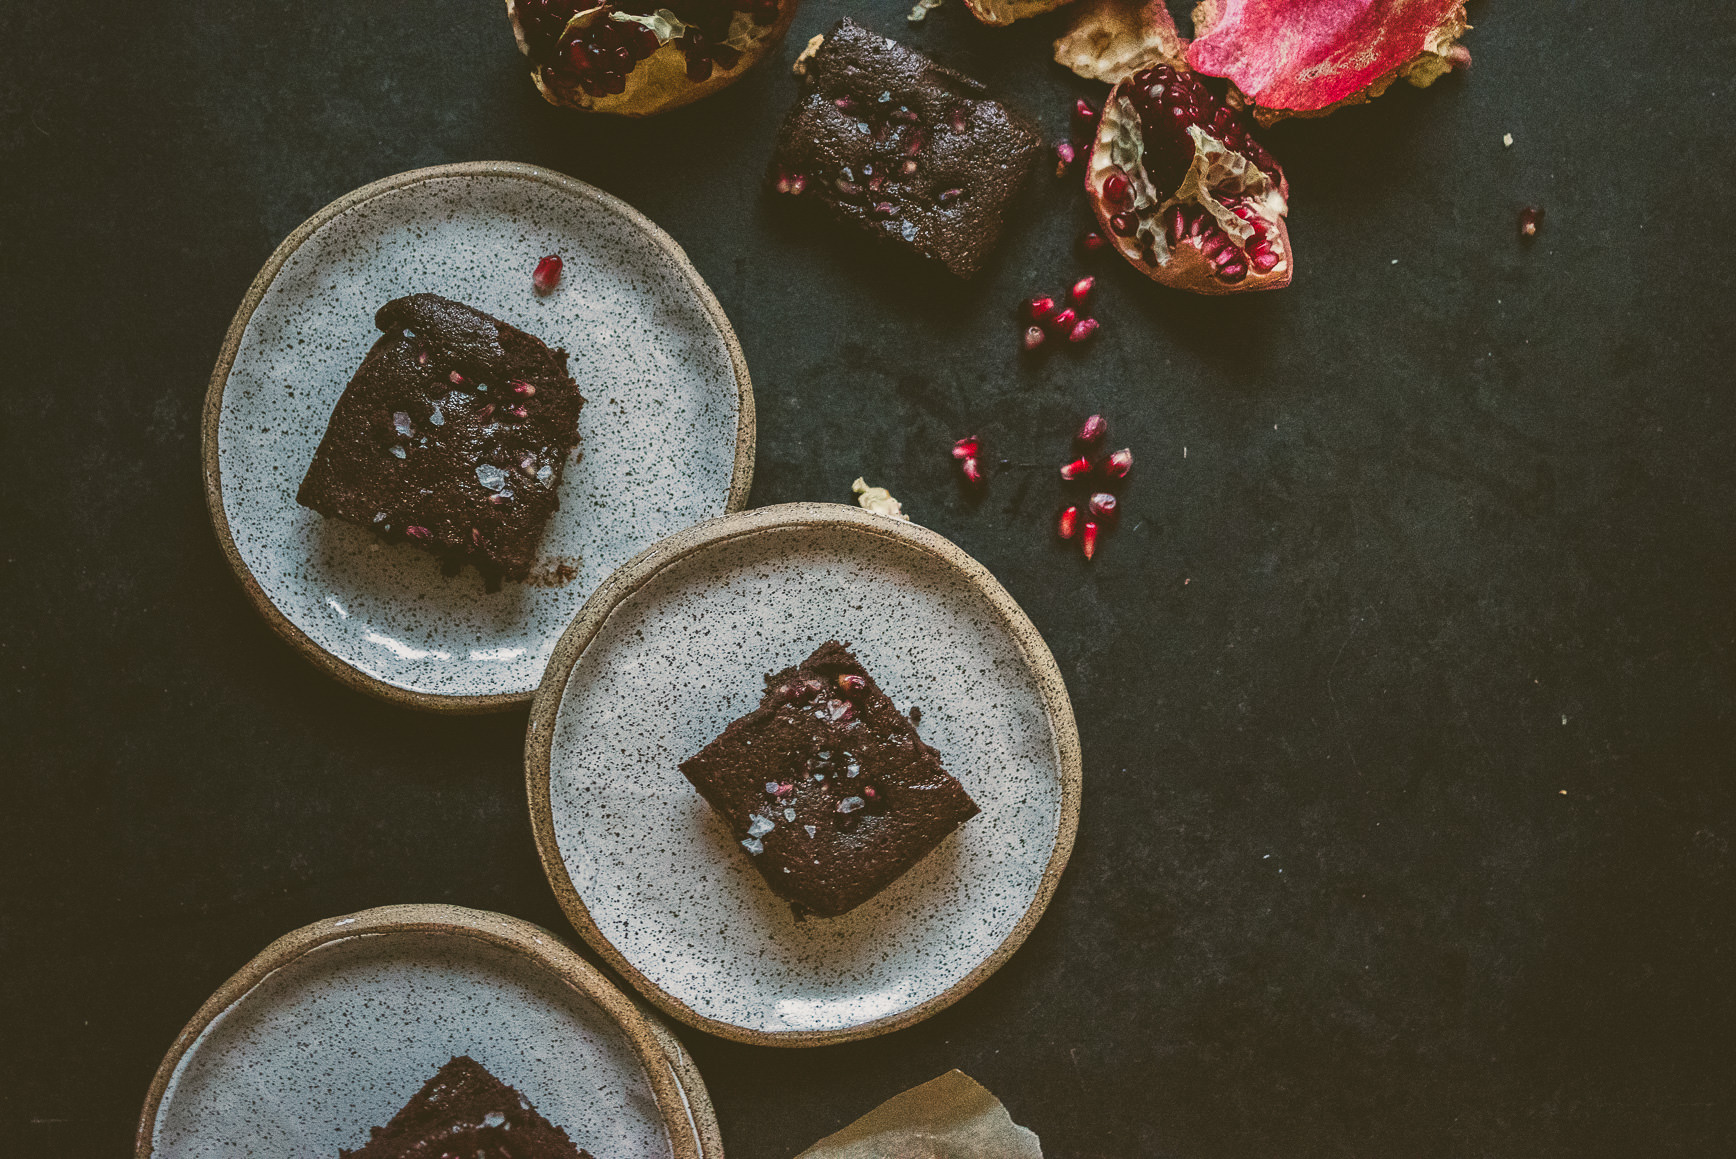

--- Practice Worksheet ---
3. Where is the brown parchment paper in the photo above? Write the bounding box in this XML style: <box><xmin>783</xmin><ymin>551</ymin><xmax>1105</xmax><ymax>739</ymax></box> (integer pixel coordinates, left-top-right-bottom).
<box><xmin>795</xmin><ymin>1070</ymin><xmax>1044</xmax><ymax>1159</ymax></box>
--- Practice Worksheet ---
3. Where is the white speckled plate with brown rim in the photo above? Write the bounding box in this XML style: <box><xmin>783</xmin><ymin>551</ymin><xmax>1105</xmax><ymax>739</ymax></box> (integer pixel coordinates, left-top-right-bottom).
<box><xmin>203</xmin><ymin>162</ymin><xmax>754</xmax><ymax>713</ymax></box>
<box><xmin>526</xmin><ymin>503</ymin><xmax>1082</xmax><ymax>1046</ymax></box>
<box><xmin>135</xmin><ymin>904</ymin><xmax>720</xmax><ymax>1159</ymax></box>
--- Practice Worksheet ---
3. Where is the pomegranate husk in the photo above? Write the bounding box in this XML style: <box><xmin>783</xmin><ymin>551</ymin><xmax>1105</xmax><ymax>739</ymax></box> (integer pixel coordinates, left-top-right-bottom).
<box><xmin>1188</xmin><ymin>0</ymin><xmax>1471</xmax><ymax>124</ymax></box>
<box><xmin>1084</xmin><ymin>73</ymin><xmax>1292</xmax><ymax>295</ymax></box>
<box><xmin>507</xmin><ymin>0</ymin><xmax>800</xmax><ymax>117</ymax></box>
<box><xmin>1053</xmin><ymin>0</ymin><xmax>1188</xmax><ymax>83</ymax></box>
<box><xmin>963</xmin><ymin>0</ymin><xmax>1077</xmax><ymax>28</ymax></box>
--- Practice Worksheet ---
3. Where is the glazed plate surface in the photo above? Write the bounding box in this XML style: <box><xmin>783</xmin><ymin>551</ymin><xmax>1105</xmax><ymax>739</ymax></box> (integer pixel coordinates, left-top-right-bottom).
<box><xmin>528</xmin><ymin>504</ymin><xmax>1081</xmax><ymax>1045</ymax></box>
<box><xmin>139</xmin><ymin>905</ymin><xmax>711</xmax><ymax>1159</ymax></box>
<box><xmin>205</xmin><ymin>162</ymin><xmax>752</xmax><ymax>710</ymax></box>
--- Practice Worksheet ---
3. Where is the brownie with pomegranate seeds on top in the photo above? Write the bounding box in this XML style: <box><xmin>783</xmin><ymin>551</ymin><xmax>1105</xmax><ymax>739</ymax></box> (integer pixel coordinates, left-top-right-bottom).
<box><xmin>767</xmin><ymin>18</ymin><xmax>1044</xmax><ymax>278</ymax></box>
<box><xmin>680</xmin><ymin>640</ymin><xmax>980</xmax><ymax>917</ymax></box>
<box><xmin>341</xmin><ymin>1055</ymin><xmax>594</xmax><ymax>1159</ymax></box>
<box><xmin>296</xmin><ymin>293</ymin><xmax>584</xmax><ymax>585</ymax></box>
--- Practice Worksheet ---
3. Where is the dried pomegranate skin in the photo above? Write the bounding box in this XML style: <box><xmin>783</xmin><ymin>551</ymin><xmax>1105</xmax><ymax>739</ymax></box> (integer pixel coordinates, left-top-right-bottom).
<box><xmin>1188</xmin><ymin>0</ymin><xmax>1471</xmax><ymax>124</ymax></box>
<box><xmin>1054</xmin><ymin>0</ymin><xmax>1188</xmax><ymax>84</ymax></box>
<box><xmin>507</xmin><ymin>0</ymin><xmax>801</xmax><ymax>117</ymax></box>
<box><xmin>963</xmin><ymin>0</ymin><xmax>1077</xmax><ymax>28</ymax></box>
<box><xmin>1084</xmin><ymin>63</ymin><xmax>1291</xmax><ymax>295</ymax></box>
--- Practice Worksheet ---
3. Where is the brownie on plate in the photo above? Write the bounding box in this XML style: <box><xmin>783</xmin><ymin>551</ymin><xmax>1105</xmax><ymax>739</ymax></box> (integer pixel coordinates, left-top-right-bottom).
<box><xmin>680</xmin><ymin>641</ymin><xmax>980</xmax><ymax>917</ymax></box>
<box><xmin>341</xmin><ymin>1055</ymin><xmax>593</xmax><ymax>1159</ymax></box>
<box><xmin>768</xmin><ymin>18</ymin><xmax>1044</xmax><ymax>277</ymax></box>
<box><xmin>296</xmin><ymin>293</ymin><xmax>584</xmax><ymax>584</ymax></box>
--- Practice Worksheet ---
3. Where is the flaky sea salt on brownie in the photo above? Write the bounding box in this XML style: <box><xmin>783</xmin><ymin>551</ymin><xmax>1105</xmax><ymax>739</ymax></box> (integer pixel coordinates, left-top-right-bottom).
<box><xmin>341</xmin><ymin>1055</ymin><xmax>594</xmax><ymax>1159</ymax></box>
<box><xmin>296</xmin><ymin>293</ymin><xmax>584</xmax><ymax>585</ymax></box>
<box><xmin>680</xmin><ymin>641</ymin><xmax>980</xmax><ymax>917</ymax></box>
<box><xmin>767</xmin><ymin>18</ymin><xmax>1044</xmax><ymax>277</ymax></box>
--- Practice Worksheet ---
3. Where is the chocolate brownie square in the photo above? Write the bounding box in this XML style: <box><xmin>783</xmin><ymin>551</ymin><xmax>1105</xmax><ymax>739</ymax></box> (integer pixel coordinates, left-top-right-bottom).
<box><xmin>768</xmin><ymin>18</ymin><xmax>1044</xmax><ymax>277</ymax></box>
<box><xmin>680</xmin><ymin>641</ymin><xmax>980</xmax><ymax>917</ymax></box>
<box><xmin>341</xmin><ymin>1055</ymin><xmax>593</xmax><ymax>1159</ymax></box>
<box><xmin>296</xmin><ymin>293</ymin><xmax>584</xmax><ymax>584</ymax></box>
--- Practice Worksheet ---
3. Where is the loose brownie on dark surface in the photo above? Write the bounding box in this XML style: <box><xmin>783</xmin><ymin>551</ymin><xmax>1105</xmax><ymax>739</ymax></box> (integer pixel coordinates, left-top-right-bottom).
<box><xmin>341</xmin><ymin>1055</ymin><xmax>594</xmax><ymax>1159</ymax></box>
<box><xmin>680</xmin><ymin>641</ymin><xmax>980</xmax><ymax>917</ymax></box>
<box><xmin>768</xmin><ymin>18</ymin><xmax>1044</xmax><ymax>278</ymax></box>
<box><xmin>296</xmin><ymin>293</ymin><xmax>584</xmax><ymax>584</ymax></box>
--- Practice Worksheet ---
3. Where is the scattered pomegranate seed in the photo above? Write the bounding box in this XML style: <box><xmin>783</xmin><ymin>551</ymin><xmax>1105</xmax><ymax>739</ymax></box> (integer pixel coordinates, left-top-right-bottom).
<box><xmin>1519</xmin><ymin>205</ymin><xmax>1543</xmax><ymax>238</ymax></box>
<box><xmin>1077</xmin><ymin>414</ymin><xmax>1107</xmax><ymax>444</ymax></box>
<box><xmin>1088</xmin><ymin>492</ymin><xmax>1118</xmax><ymax>520</ymax></box>
<box><xmin>1104</xmin><ymin>448</ymin><xmax>1133</xmax><ymax>478</ymax></box>
<box><xmin>1060</xmin><ymin>456</ymin><xmax>1092</xmax><ymax>481</ymax></box>
<box><xmin>449</xmin><ymin>370</ymin><xmax>468</xmax><ymax>386</ymax></box>
<box><xmin>838</xmin><ymin>673</ymin><xmax>867</xmax><ymax>691</ymax></box>
<box><xmin>507</xmin><ymin>405</ymin><xmax>529</xmax><ymax>419</ymax></box>
<box><xmin>952</xmin><ymin>436</ymin><xmax>980</xmax><ymax>460</ymax></box>
<box><xmin>1069</xmin><ymin>318</ymin><xmax>1100</xmax><ymax>344</ymax></box>
<box><xmin>864</xmin><ymin>786</ymin><xmax>878</xmax><ymax>800</ymax></box>
<box><xmin>1024</xmin><ymin>295</ymin><xmax>1057</xmax><ymax>323</ymax></box>
<box><xmin>1073</xmin><ymin>98</ymin><xmax>1098</xmax><ymax>125</ymax></box>
<box><xmin>1069</xmin><ymin>276</ymin><xmax>1095</xmax><ymax>303</ymax></box>
<box><xmin>1058</xmin><ymin>506</ymin><xmax>1079</xmax><ymax>539</ymax></box>
<box><xmin>772</xmin><ymin>782</ymin><xmax>794</xmax><ymax>797</ymax></box>
<box><xmin>1081</xmin><ymin>231</ymin><xmax>1108</xmax><ymax>254</ymax></box>
<box><xmin>405</xmin><ymin>525</ymin><xmax>432</xmax><ymax>541</ymax></box>
<box><xmin>1023</xmin><ymin>325</ymin><xmax>1047</xmax><ymax>352</ymax></box>
<box><xmin>1055</xmin><ymin>141</ymin><xmax>1077</xmax><ymax>175</ymax></box>
<box><xmin>510</xmin><ymin>380</ymin><xmax>536</xmax><ymax>396</ymax></box>
<box><xmin>1082</xmin><ymin>521</ymin><xmax>1099</xmax><ymax>560</ymax></box>
<box><xmin>1049</xmin><ymin>306</ymin><xmax>1077</xmax><ymax>333</ymax></box>
<box><xmin>532</xmin><ymin>254</ymin><xmax>563</xmax><ymax>295</ymax></box>
<box><xmin>960</xmin><ymin>456</ymin><xmax>985</xmax><ymax>485</ymax></box>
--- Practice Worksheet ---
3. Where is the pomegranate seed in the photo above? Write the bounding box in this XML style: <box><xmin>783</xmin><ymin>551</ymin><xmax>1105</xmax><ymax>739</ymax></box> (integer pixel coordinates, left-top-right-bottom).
<box><xmin>1082</xmin><ymin>520</ymin><xmax>1099</xmax><ymax>560</ymax></box>
<box><xmin>1048</xmin><ymin>307</ymin><xmax>1077</xmax><ymax>334</ymax></box>
<box><xmin>1217</xmin><ymin>261</ymin><xmax>1248</xmax><ymax>283</ymax></box>
<box><xmin>1519</xmin><ymin>205</ymin><xmax>1543</xmax><ymax>238</ymax></box>
<box><xmin>1058</xmin><ymin>506</ymin><xmax>1079</xmax><ymax>539</ymax></box>
<box><xmin>960</xmin><ymin>456</ymin><xmax>984</xmax><ymax>485</ymax></box>
<box><xmin>1105</xmin><ymin>448</ymin><xmax>1133</xmax><ymax>478</ymax></box>
<box><xmin>416</xmin><ymin>350</ymin><xmax>430</xmax><ymax>366</ymax></box>
<box><xmin>487</xmin><ymin>493</ymin><xmax>510</xmax><ymax>506</ymax></box>
<box><xmin>834</xmin><ymin>96</ymin><xmax>856</xmax><ymax>111</ymax></box>
<box><xmin>1060</xmin><ymin>457</ymin><xmax>1092</xmax><ymax>481</ymax></box>
<box><xmin>507</xmin><ymin>405</ymin><xmax>529</xmax><ymax>419</ymax></box>
<box><xmin>775</xmin><ymin>171</ymin><xmax>807</xmax><ymax>195</ymax></box>
<box><xmin>1055</xmin><ymin>141</ymin><xmax>1076</xmax><ymax>175</ymax></box>
<box><xmin>863</xmin><ymin>786</ymin><xmax>878</xmax><ymax>800</ymax></box>
<box><xmin>1088</xmin><ymin>492</ymin><xmax>1117</xmax><ymax>520</ymax></box>
<box><xmin>1069</xmin><ymin>318</ymin><xmax>1100</xmax><ymax>343</ymax></box>
<box><xmin>1073</xmin><ymin>98</ymin><xmax>1097</xmax><ymax>125</ymax></box>
<box><xmin>1077</xmin><ymin>414</ymin><xmax>1107</xmax><ymax>444</ymax></box>
<box><xmin>532</xmin><ymin>254</ymin><xmax>563</xmax><ymax>295</ymax></box>
<box><xmin>772</xmin><ymin>782</ymin><xmax>794</xmax><ymax>797</ymax></box>
<box><xmin>1081</xmin><ymin>231</ymin><xmax>1107</xmax><ymax>253</ymax></box>
<box><xmin>1069</xmin><ymin>276</ymin><xmax>1095</xmax><ymax>303</ymax></box>
<box><xmin>1102</xmin><ymin>172</ymin><xmax>1133</xmax><ymax>210</ymax></box>
<box><xmin>405</xmin><ymin>525</ymin><xmax>432</xmax><ymax>541</ymax></box>
<box><xmin>1023</xmin><ymin>325</ymin><xmax>1047</xmax><ymax>352</ymax></box>
<box><xmin>952</xmin><ymin>436</ymin><xmax>980</xmax><ymax>460</ymax></box>
<box><xmin>838</xmin><ymin>673</ymin><xmax>867</xmax><ymax>691</ymax></box>
<box><xmin>1110</xmin><ymin>212</ymin><xmax>1137</xmax><ymax>237</ymax></box>
<box><xmin>510</xmin><ymin>380</ymin><xmax>536</xmax><ymax>396</ymax></box>
<box><xmin>1024</xmin><ymin>296</ymin><xmax>1057</xmax><ymax>323</ymax></box>
<box><xmin>449</xmin><ymin>370</ymin><xmax>468</xmax><ymax>386</ymax></box>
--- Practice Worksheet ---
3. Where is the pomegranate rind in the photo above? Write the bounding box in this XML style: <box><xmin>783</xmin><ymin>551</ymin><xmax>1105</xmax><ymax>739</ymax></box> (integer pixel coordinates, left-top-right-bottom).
<box><xmin>1053</xmin><ymin>0</ymin><xmax>1188</xmax><ymax>84</ymax></box>
<box><xmin>507</xmin><ymin>0</ymin><xmax>801</xmax><ymax>117</ymax></box>
<box><xmin>1188</xmin><ymin>0</ymin><xmax>1471</xmax><ymax>124</ymax></box>
<box><xmin>1084</xmin><ymin>76</ymin><xmax>1292</xmax><ymax>295</ymax></box>
<box><xmin>963</xmin><ymin>0</ymin><xmax>1076</xmax><ymax>28</ymax></box>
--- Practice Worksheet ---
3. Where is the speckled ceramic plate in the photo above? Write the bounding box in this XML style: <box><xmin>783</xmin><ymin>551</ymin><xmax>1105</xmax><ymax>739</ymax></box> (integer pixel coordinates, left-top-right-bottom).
<box><xmin>526</xmin><ymin>504</ymin><xmax>1082</xmax><ymax>1046</ymax></box>
<box><xmin>136</xmin><ymin>905</ymin><xmax>719</xmax><ymax>1159</ymax></box>
<box><xmin>203</xmin><ymin>162</ymin><xmax>753</xmax><ymax>712</ymax></box>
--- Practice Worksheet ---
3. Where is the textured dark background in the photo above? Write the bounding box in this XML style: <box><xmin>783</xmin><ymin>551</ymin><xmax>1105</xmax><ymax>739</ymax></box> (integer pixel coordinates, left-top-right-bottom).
<box><xmin>4</xmin><ymin>0</ymin><xmax>1734</xmax><ymax>1156</ymax></box>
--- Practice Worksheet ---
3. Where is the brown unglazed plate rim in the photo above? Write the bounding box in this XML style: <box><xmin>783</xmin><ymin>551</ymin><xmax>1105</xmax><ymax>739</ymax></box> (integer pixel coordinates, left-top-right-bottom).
<box><xmin>134</xmin><ymin>903</ymin><xmax>717</xmax><ymax>1159</ymax></box>
<box><xmin>524</xmin><ymin>502</ymin><xmax>1083</xmax><ymax>1047</ymax></box>
<box><xmin>200</xmin><ymin>161</ymin><xmax>756</xmax><ymax>714</ymax></box>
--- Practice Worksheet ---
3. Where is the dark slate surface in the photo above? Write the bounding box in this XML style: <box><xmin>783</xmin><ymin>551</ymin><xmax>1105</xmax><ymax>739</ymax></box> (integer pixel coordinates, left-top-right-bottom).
<box><xmin>3</xmin><ymin>1</ymin><xmax>1733</xmax><ymax>1156</ymax></box>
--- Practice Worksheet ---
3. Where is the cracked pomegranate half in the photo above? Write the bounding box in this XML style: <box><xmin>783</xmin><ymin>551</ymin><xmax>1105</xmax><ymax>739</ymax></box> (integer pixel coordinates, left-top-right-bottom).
<box><xmin>508</xmin><ymin>0</ymin><xmax>800</xmax><ymax>117</ymax></box>
<box><xmin>1086</xmin><ymin>63</ymin><xmax>1291</xmax><ymax>295</ymax></box>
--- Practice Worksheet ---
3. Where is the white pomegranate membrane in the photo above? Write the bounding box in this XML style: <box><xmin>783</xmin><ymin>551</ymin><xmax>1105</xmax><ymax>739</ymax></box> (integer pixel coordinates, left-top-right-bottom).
<box><xmin>1088</xmin><ymin>64</ymin><xmax>1291</xmax><ymax>293</ymax></box>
